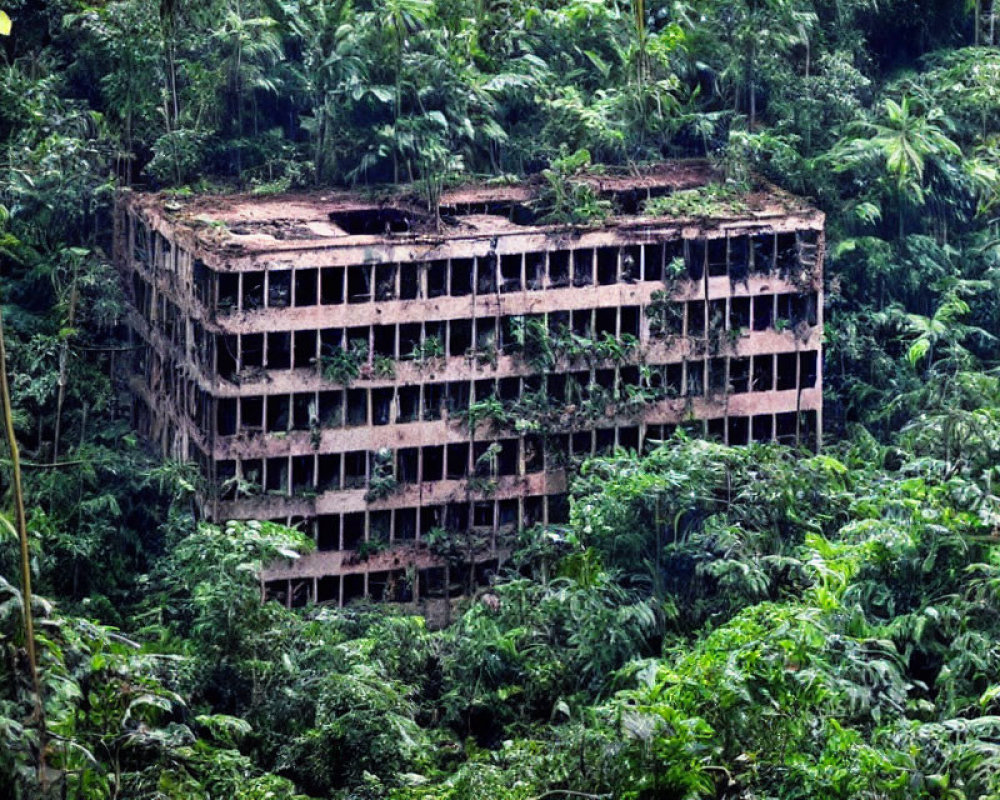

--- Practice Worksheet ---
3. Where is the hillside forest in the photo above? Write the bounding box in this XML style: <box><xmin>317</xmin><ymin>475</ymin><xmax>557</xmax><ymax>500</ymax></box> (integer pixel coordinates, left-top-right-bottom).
<box><xmin>5</xmin><ymin>1</ymin><xmax>1000</xmax><ymax>798</ymax></box>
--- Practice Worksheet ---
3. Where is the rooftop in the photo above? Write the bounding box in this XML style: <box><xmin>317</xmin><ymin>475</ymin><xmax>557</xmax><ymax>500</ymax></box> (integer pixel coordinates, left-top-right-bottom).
<box><xmin>126</xmin><ymin>161</ymin><xmax>819</xmax><ymax>257</ymax></box>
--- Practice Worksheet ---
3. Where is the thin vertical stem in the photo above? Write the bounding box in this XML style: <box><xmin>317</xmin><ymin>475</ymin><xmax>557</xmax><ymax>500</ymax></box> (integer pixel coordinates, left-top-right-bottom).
<box><xmin>0</xmin><ymin>305</ymin><xmax>46</xmax><ymax>775</ymax></box>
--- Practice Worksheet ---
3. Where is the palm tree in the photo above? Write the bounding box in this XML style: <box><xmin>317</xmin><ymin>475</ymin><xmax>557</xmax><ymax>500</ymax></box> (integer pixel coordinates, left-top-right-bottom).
<box><xmin>834</xmin><ymin>97</ymin><xmax>962</xmax><ymax>237</ymax></box>
<box><xmin>280</xmin><ymin>0</ymin><xmax>359</xmax><ymax>181</ymax></box>
<box><xmin>382</xmin><ymin>0</ymin><xmax>434</xmax><ymax>182</ymax></box>
<box><xmin>904</xmin><ymin>282</ymin><xmax>993</xmax><ymax>375</ymax></box>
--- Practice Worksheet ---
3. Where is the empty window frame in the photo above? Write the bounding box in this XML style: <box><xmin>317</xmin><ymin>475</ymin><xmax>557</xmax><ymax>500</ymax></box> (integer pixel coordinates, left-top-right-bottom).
<box><xmin>265</xmin><ymin>457</ymin><xmax>288</xmax><ymax>493</ymax></box>
<box><xmin>266</xmin><ymin>394</ymin><xmax>290</xmax><ymax>432</ymax></box>
<box><xmin>428</xmin><ymin>260</ymin><xmax>448</xmax><ymax>298</ymax></box>
<box><xmin>241</xmin><ymin>333</ymin><xmax>264</xmax><ymax>369</ymax></box>
<box><xmin>597</xmin><ymin>247</ymin><xmax>618</xmax><ymax>285</ymax></box>
<box><xmin>242</xmin><ymin>273</ymin><xmax>265</xmax><ymax>309</ymax></box>
<box><xmin>776</xmin><ymin>232</ymin><xmax>798</xmax><ymax>272</ymax></box>
<box><xmin>216</xmin><ymin>398</ymin><xmax>237</xmax><ymax>436</ymax></box>
<box><xmin>525</xmin><ymin>251</ymin><xmax>545</xmax><ymax>290</ymax></box>
<box><xmin>730</xmin><ymin>357</ymin><xmax>750</xmax><ymax>394</ymax></box>
<box><xmin>269</xmin><ymin>271</ymin><xmax>291</xmax><ymax>307</ymax></box>
<box><xmin>687</xmin><ymin>301</ymin><xmax>706</xmax><ymax>338</ymax></box>
<box><xmin>343</xmin><ymin>451</ymin><xmax>367</xmax><ymax>489</ymax></box>
<box><xmin>318</xmin><ymin>390</ymin><xmax>343</xmax><ymax>427</ymax></box>
<box><xmin>707</xmin><ymin>238</ymin><xmax>727</xmax><ymax>277</ymax></box>
<box><xmin>573</xmin><ymin>249</ymin><xmax>594</xmax><ymax>286</ymax></box>
<box><xmin>347</xmin><ymin>265</ymin><xmax>372</xmax><ymax>303</ymax></box>
<box><xmin>372</xmin><ymin>388</ymin><xmax>393</xmax><ymax>425</ymax></box>
<box><xmin>397</xmin><ymin>386</ymin><xmax>420</xmax><ymax>423</ymax></box>
<box><xmin>727</xmin><ymin>415</ymin><xmax>750</xmax><ymax>445</ymax></box>
<box><xmin>294</xmin><ymin>330</ymin><xmax>317</xmax><ymax>368</ymax></box>
<box><xmin>752</xmin><ymin>233</ymin><xmax>775</xmax><ymax>273</ymax></box>
<box><xmin>400</xmin><ymin>262</ymin><xmax>421</xmax><ymax>299</ymax></box>
<box><xmin>752</xmin><ymin>354</ymin><xmax>774</xmax><ymax>392</ymax></box>
<box><xmin>686</xmin><ymin>360</ymin><xmax>704</xmax><ymax>396</ymax></box>
<box><xmin>477</xmin><ymin>254</ymin><xmax>498</xmax><ymax>293</ymax></box>
<box><xmin>686</xmin><ymin>239</ymin><xmax>705</xmax><ymax>281</ymax></box>
<box><xmin>730</xmin><ymin>297</ymin><xmax>751</xmax><ymax>331</ymax></box>
<box><xmin>729</xmin><ymin>236</ymin><xmax>750</xmax><ymax>283</ymax></box>
<box><xmin>776</xmin><ymin>352</ymin><xmax>798</xmax><ymax>391</ymax></box>
<box><xmin>447</xmin><ymin>442</ymin><xmax>470</xmax><ymax>480</ymax></box>
<box><xmin>346</xmin><ymin>388</ymin><xmax>368</xmax><ymax>427</ymax></box>
<box><xmin>294</xmin><ymin>268</ymin><xmax>318</xmax><ymax>306</ymax></box>
<box><xmin>753</xmin><ymin>294</ymin><xmax>774</xmax><ymax>331</ymax></box>
<box><xmin>422</xmin><ymin>445</ymin><xmax>444</xmax><ymax>482</ymax></box>
<box><xmin>500</xmin><ymin>254</ymin><xmax>522</xmax><ymax>293</ymax></box>
<box><xmin>548</xmin><ymin>250</ymin><xmax>569</xmax><ymax>288</ymax></box>
<box><xmin>451</xmin><ymin>258</ymin><xmax>473</xmax><ymax>296</ymax></box>
<box><xmin>800</xmin><ymin>351</ymin><xmax>818</xmax><ymax>388</ymax></box>
<box><xmin>752</xmin><ymin>414</ymin><xmax>774</xmax><ymax>443</ymax></box>
<box><xmin>267</xmin><ymin>331</ymin><xmax>291</xmax><ymax>370</ymax></box>
<box><xmin>316</xmin><ymin>515</ymin><xmax>341</xmax><ymax>551</ymax></box>
<box><xmin>321</xmin><ymin>267</ymin><xmax>345</xmax><ymax>304</ymax></box>
<box><xmin>218</xmin><ymin>273</ymin><xmax>239</xmax><ymax>312</ymax></box>
<box><xmin>292</xmin><ymin>455</ymin><xmax>314</xmax><ymax>492</ymax></box>
<box><xmin>375</xmin><ymin>263</ymin><xmax>397</xmax><ymax>301</ymax></box>
<box><xmin>317</xmin><ymin>453</ymin><xmax>341</xmax><ymax>492</ymax></box>
<box><xmin>292</xmin><ymin>392</ymin><xmax>314</xmax><ymax>430</ymax></box>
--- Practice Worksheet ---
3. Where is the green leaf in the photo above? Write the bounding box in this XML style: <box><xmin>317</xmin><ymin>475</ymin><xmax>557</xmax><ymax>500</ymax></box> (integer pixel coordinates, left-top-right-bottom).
<box><xmin>907</xmin><ymin>337</ymin><xmax>930</xmax><ymax>367</ymax></box>
<box><xmin>0</xmin><ymin>11</ymin><xmax>11</xmax><ymax>36</ymax></box>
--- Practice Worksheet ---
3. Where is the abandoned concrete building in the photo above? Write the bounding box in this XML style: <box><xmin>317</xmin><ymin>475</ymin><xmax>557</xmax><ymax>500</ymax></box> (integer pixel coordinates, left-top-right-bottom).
<box><xmin>114</xmin><ymin>162</ymin><xmax>824</xmax><ymax>611</ymax></box>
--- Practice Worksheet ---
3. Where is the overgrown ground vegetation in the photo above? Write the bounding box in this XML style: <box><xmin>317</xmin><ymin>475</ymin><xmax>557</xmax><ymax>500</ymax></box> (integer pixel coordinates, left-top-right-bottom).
<box><xmin>5</xmin><ymin>0</ymin><xmax>1000</xmax><ymax>797</ymax></box>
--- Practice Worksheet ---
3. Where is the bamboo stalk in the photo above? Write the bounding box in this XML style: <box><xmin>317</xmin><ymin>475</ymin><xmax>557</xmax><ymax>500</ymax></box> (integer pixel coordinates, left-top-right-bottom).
<box><xmin>0</xmin><ymin>305</ymin><xmax>47</xmax><ymax>777</ymax></box>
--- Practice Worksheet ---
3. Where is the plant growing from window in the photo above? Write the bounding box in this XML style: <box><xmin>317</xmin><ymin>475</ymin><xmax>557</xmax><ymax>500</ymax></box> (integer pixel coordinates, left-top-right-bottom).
<box><xmin>474</xmin><ymin>442</ymin><xmax>502</xmax><ymax>476</ymax></box>
<box><xmin>595</xmin><ymin>331</ymin><xmax>639</xmax><ymax>362</ymax></box>
<box><xmin>511</xmin><ymin>389</ymin><xmax>556</xmax><ymax>434</ymax></box>
<box><xmin>221</xmin><ymin>473</ymin><xmax>261</xmax><ymax>499</ymax></box>
<box><xmin>508</xmin><ymin>316</ymin><xmax>555</xmax><ymax>371</ymax></box>
<box><xmin>581</xmin><ymin>383</ymin><xmax>613</xmax><ymax>421</ymax></box>
<box><xmin>319</xmin><ymin>341</ymin><xmax>367</xmax><ymax>386</ymax></box>
<box><xmin>647</xmin><ymin>286</ymin><xmax>685</xmax><ymax>340</ymax></box>
<box><xmin>365</xmin><ymin>448</ymin><xmax>399</xmax><ymax>501</ymax></box>
<box><xmin>373</xmin><ymin>355</ymin><xmax>396</xmax><ymax>378</ymax></box>
<box><xmin>467</xmin><ymin>476</ymin><xmax>497</xmax><ymax>496</ymax></box>
<box><xmin>459</xmin><ymin>395</ymin><xmax>510</xmax><ymax>433</ymax></box>
<box><xmin>410</xmin><ymin>335</ymin><xmax>444</xmax><ymax>365</ymax></box>
<box><xmin>356</xmin><ymin>538</ymin><xmax>389</xmax><ymax>560</ymax></box>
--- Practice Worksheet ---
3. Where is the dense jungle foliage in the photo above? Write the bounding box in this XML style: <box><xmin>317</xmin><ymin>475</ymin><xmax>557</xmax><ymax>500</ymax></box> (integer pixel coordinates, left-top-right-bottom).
<box><xmin>5</xmin><ymin>0</ymin><xmax>1000</xmax><ymax>797</ymax></box>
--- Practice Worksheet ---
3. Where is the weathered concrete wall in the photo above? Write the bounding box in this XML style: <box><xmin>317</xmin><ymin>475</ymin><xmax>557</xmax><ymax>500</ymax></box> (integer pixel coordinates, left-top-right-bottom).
<box><xmin>117</xmin><ymin>169</ymin><xmax>825</xmax><ymax>608</ymax></box>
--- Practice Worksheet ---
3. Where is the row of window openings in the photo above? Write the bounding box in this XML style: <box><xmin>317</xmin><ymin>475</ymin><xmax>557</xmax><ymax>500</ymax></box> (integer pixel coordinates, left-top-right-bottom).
<box><xmin>662</xmin><ymin>409</ymin><xmax>819</xmax><ymax>448</ymax></box>
<box><xmin>138</xmin><ymin>339</ymin><xmax>212</xmax><ymax>413</ymax></box>
<box><xmin>132</xmin><ymin>274</ymin><xmax>212</xmax><ymax>363</ymax></box>
<box><xmin>211</xmin><ymin>231</ymin><xmax>817</xmax><ymax>311</ymax></box>
<box><xmin>215</xmin><ymin>350</ymin><xmax>818</xmax><ymax>436</ymax></box>
<box><xmin>131</xmin><ymin>223</ymin><xmax>214</xmax><ymax>307</ymax></box>
<box><xmin>219</xmin><ymin>436</ymin><xmax>548</xmax><ymax>499</ymax></box>
<box><xmin>214</xmin><ymin>293</ymin><xmax>818</xmax><ymax>378</ymax></box>
<box><xmin>265</xmin><ymin>559</ymin><xmax>503</xmax><ymax>608</ymax></box>
<box><xmin>258</xmin><ymin>494</ymin><xmax>570</xmax><ymax>555</ymax></box>
<box><xmin>215</xmin><ymin>403</ymin><xmax>819</xmax><ymax>500</ymax></box>
<box><xmin>141</xmin><ymin>352</ymin><xmax>205</xmax><ymax>420</ymax></box>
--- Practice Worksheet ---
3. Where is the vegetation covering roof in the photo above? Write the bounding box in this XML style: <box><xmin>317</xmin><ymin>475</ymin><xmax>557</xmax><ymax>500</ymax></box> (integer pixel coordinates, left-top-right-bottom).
<box><xmin>128</xmin><ymin>160</ymin><xmax>819</xmax><ymax>255</ymax></box>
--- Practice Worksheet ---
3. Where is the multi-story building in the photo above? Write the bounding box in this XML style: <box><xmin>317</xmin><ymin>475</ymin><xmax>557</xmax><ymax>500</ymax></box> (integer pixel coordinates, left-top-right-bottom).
<box><xmin>114</xmin><ymin>162</ymin><xmax>823</xmax><ymax>614</ymax></box>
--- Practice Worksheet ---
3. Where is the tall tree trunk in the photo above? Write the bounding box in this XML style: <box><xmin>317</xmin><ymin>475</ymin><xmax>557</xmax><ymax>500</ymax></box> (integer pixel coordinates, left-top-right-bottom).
<box><xmin>52</xmin><ymin>276</ymin><xmax>79</xmax><ymax>465</ymax></box>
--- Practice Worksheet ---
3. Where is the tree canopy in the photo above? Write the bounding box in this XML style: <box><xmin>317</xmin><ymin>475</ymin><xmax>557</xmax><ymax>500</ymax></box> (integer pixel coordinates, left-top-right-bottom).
<box><xmin>5</xmin><ymin>0</ymin><xmax>1000</xmax><ymax>798</ymax></box>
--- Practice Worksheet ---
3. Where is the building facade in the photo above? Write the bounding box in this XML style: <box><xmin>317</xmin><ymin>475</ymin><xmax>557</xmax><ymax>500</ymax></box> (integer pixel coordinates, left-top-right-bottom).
<box><xmin>114</xmin><ymin>163</ymin><xmax>823</xmax><ymax>611</ymax></box>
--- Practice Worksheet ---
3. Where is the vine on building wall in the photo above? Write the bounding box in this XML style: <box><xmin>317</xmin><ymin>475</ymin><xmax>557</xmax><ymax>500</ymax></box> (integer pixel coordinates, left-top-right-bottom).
<box><xmin>365</xmin><ymin>449</ymin><xmax>399</xmax><ymax>502</ymax></box>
